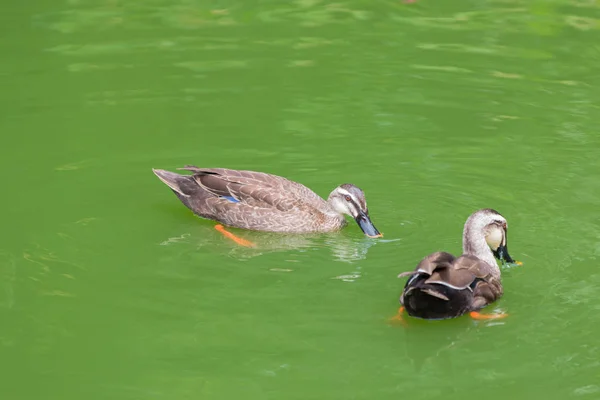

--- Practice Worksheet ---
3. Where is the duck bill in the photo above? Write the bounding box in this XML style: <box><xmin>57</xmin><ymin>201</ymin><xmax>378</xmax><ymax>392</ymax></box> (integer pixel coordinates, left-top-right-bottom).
<box><xmin>493</xmin><ymin>244</ymin><xmax>515</xmax><ymax>263</ymax></box>
<box><xmin>354</xmin><ymin>211</ymin><xmax>382</xmax><ymax>238</ymax></box>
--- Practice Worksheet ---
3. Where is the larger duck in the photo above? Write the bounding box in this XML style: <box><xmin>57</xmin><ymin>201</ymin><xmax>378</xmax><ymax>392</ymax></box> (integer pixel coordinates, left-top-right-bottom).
<box><xmin>152</xmin><ymin>166</ymin><xmax>381</xmax><ymax>239</ymax></box>
<box><xmin>396</xmin><ymin>208</ymin><xmax>519</xmax><ymax>320</ymax></box>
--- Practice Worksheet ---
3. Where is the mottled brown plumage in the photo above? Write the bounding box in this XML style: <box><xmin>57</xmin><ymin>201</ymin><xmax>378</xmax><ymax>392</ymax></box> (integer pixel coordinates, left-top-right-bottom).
<box><xmin>398</xmin><ymin>209</ymin><xmax>516</xmax><ymax>320</ymax></box>
<box><xmin>152</xmin><ymin>165</ymin><xmax>381</xmax><ymax>236</ymax></box>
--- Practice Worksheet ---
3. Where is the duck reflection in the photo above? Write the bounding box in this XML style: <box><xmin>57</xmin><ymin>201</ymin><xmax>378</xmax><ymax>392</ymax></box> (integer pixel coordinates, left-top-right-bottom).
<box><xmin>158</xmin><ymin>225</ymin><xmax>397</xmax><ymax>264</ymax></box>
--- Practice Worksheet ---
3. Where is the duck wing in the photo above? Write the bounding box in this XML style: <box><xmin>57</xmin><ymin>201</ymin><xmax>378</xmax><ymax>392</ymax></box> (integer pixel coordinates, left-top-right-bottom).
<box><xmin>398</xmin><ymin>251</ymin><xmax>456</xmax><ymax>280</ymax></box>
<box><xmin>179</xmin><ymin>166</ymin><xmax>327</xmax><ymax>211</ymax></box>
<box><xmin>398</xmin><ymin>252</ymin><xmax>460</xmax><ymax>300</ymax></box>
<box><xmin>452</xmin><ymin>254</ymin><xmax>495</xmax><ymax>279</ymax></box>
<box><xmin>399</xmin><ymin>252</ymin><xmax>482</xmax><ymax>319</ymax></box>
<box><xmin>423</xmin><ymin>254</ymin><xmax>488</xmax><ymax>290</ymax></box>
<box><xmin>452</xmin><ymin>255</ymin><xmax>503</xmax><ymax>309</ymax></box>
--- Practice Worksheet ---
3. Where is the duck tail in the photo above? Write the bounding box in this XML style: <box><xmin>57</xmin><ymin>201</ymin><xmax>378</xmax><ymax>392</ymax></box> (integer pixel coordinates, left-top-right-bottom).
<box><xmin>152</xmin><ymin>169</ymin><xmax>192</xmax><ymax>196</ymax></box>
<box><xmin>401</xmin><ymin>276</ymin><xmax>469</xmax><ymax>320</ymax></box>
<box><xmin>152</xmin><ymin>167</ymin><xmax>211</xmax><ymax>204</ymax></box>
<box><xmin>153</xmin><ymin>168</ymin><xmax>217</xmax><ymax>219</ymax></box>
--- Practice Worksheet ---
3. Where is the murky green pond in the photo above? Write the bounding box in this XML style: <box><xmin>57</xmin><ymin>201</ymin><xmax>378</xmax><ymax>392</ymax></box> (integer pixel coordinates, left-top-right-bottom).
<box><xmin>2</xmin><ymin>0</ymin><xmax>600</xmax><ymax>398</ymax></box>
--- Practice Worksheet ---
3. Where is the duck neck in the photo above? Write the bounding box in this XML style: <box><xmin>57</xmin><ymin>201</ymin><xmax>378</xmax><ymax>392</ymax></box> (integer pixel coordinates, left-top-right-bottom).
<box><xmin>325</xmin><ymin>197</ymin><xmax>348</xmax><ymax>220</ymax></box>
<box><xmin>462</xmin><ymin>226</ymin><xmax>499</xmax><ymax>275</ymax></box>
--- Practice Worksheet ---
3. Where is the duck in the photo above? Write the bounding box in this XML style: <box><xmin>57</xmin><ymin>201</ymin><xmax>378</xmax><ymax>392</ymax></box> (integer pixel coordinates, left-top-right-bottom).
<box><xmin>396</xmin><ymin>208</ymin><xmax>519</xmax><ymax>321</ymax></box>
<box><xmin>152</xmin><ymin>166</ymin><xmax>382</xmax><ymax>241</ymax></box>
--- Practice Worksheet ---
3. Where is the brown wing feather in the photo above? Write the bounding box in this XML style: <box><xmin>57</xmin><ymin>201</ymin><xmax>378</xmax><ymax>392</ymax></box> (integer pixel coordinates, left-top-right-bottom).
<box><xmin>453</xmin><ymin>255</ymin><xmax>495</xmax><ymax>279</ymax></box>
<box><xmin>416</xmin><ymin>251</ymin><xmax>456</xmax><ymax>274</ymax></box>
<box><xmin>423</xmin><ymin>254</ymin><xmax>496</xmax><ymax>290</ymax></box>
<box><xmin>471</xmin><ymin>277</ymin><xmax>503</xmax><ymax>309</ymax></box>
<box><xmin>179</xmin><ymin>166</ymin><xmax>328</xmax><ymax>211</ymax></box>
<box><xmin>424</xmin><ymin>268</ymin><xmax>475</xmax><ymax>290</ymax></box>
<box><xmin>397</xmin><ymin>252</ymin><xmax>455</xmax><ymax>279</ymax></box>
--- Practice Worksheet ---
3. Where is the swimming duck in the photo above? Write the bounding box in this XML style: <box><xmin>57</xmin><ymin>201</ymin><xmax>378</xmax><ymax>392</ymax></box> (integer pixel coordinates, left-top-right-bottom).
<box><xmin>152</xmin><ymin>166</ymin><xmax>381</xmax><ymax>239</ymax></box>
<box><xmin>396</xmin><ymin>208</ymin><xmax>518</xmax><ymax>320</ymax></box>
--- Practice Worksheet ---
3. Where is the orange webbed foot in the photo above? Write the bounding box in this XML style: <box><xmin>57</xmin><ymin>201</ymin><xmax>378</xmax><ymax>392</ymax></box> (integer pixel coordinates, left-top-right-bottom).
<box><xmin>215</xmin><ymin>224</ymin><xmax>256</xmax><ymax>248</ymax></box>
<box><xmin>469</xmin><ymin>311</ymin><xmax>508</xmax><ymax>320</ymax></box>
<box><xmin>388</xmin><ymin>306</ymin><xmax>407</xmax><ymax>326</ymax></box>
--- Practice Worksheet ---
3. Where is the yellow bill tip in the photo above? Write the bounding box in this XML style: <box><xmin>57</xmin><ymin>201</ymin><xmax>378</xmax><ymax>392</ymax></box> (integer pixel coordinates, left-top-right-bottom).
<box><xmin>367</xmin><ymin>233</ymin><xmax>383</xmax><ymax>238</ymax></box>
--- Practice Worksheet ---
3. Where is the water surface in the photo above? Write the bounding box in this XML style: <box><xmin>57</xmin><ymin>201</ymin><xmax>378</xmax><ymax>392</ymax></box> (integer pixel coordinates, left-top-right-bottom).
<box><xmin>2</xmin><ymin>0</ymin><xmax>600</xmax><ymax>399</ymax></box>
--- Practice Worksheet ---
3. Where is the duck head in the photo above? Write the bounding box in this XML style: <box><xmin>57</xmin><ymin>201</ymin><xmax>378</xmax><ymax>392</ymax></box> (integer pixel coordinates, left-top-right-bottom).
<box><xmin>465</xmin><ymin>208</ymin><xmax>516</xmax><ymax>264</ymax></box>
<box><xmin>328</xmin><ymin>184</ymin><xmax>382</xmax><ymax>238</ymax></box>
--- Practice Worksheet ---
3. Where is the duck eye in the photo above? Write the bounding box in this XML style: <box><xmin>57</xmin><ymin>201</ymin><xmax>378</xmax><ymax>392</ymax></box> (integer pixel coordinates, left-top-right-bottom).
<box><xmin>344</xmin><ymin>195</ymin><xmax>352</xmax><ymax>202</ymax></box>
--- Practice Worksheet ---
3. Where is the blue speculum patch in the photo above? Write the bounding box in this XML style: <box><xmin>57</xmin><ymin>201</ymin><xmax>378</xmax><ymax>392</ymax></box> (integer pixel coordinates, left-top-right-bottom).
<box><xmin>222</xmin><ymin>196</ymin><xmax>240</xmax><ymax>203</ymax></box>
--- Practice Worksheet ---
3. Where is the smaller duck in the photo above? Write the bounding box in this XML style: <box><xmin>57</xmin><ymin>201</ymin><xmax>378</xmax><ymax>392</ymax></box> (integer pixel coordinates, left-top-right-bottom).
<box><xmin>152</xmin><ymin>166</ymin><xmax>381</xmax><ymax>245</ymax></box>
<box><xmin>396</xmin><ymin>208</ymin><xmax>520</xmax><ymax>321</ymax></box>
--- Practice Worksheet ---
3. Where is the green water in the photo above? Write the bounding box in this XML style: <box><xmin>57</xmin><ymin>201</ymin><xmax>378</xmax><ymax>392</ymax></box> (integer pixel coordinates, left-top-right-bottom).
<box><xmin>2</xmin><ymin>0</ymin><xmax>600</xmax><ymax>398</ymax></box>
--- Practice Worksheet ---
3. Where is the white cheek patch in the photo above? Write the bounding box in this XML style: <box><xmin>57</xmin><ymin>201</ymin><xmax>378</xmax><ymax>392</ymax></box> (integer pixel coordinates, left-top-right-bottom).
<box><xmin>331</xmin><ymin>197</ymin><xmax>351</xmax><ymax>215</ymax></box>
<box><xmin>485</xmin><ymin>227</ymin><xmax>503</xmax><ymax>250</ymax></box>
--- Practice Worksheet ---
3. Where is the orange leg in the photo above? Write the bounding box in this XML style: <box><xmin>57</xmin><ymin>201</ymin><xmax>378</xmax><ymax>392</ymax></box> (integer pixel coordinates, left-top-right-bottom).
<box><xmin>469</xmin><ymin>311</ymin><xmax>508</xmax><ymax>320</ymax></box>
<box><xmin>214</xmin><ymin>224</ymin><xmax>256</xmax><ymax>248</ymax></box>
<box><xmin>388</xmin><ymin>306</ymin><xmax>407</xmax><ymax>326</ymax></box>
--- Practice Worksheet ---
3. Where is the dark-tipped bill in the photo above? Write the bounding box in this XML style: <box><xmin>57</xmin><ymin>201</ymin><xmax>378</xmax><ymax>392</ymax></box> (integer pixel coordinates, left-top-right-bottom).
<box><xmin>355</xmin><ymin>211</ymin><xmax>382</xmax><ymax>238</ymax></box>
<box><xmin>493</xmin><ymin>244</ymin><xmax>516</xmax><ymax>264</ymax></box>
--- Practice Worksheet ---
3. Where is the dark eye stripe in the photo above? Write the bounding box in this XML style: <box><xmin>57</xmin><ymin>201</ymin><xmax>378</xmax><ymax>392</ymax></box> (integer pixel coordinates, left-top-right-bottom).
<box><xmin>341</xmin><ymin>192</ymin><xmax>365</xmax><ymax>212</ymax></box>
<box><xmin>348</xmin><ymin>198</ymin><xmax>362</xmax><ymax>212</ymax></box>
